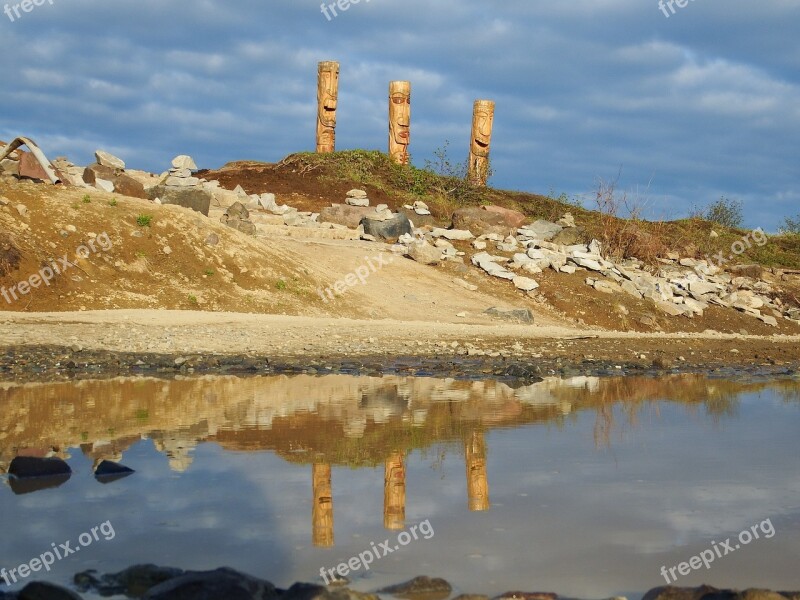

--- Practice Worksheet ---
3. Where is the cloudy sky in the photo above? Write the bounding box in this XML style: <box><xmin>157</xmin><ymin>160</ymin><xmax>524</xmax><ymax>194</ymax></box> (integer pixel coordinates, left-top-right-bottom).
<box><xmin>1</xmin><ymin>0</ymin><xmax>798</xmax><ymax>229</ymax></box>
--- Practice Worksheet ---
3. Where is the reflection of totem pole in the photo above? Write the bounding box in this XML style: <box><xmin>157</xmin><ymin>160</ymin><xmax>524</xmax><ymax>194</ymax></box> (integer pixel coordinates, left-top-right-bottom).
<box><xmin>316</xmin><ymin>61</ymin><xmax>339</xmax><ymax>153</ymax></box>
<box><xmin>465</xmin><ymin>431</ymin><xmax>489</xmax><ymax>511</ymax></box>
<box><xmin>388</xmin><ymin>81</ymin><xmax>411</xmax><ymax>164</ymax></box>
<box><xmin>312</xmin><ymin>463</ymin><xmax>334</xmax><ymax>547</ymax></box>
<box><xmin>467</xmin><ymin>100</ymin><xmax>495</xmax><ymax>186</ymax></box>
<box><xmin>384</xmin><ymin>451</ymin><xmax>406</xmax><ymax>530</ymax></box>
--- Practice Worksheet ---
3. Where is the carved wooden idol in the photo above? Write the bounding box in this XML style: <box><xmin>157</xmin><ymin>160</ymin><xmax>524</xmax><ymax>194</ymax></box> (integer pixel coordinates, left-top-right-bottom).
<box><xmin>468</xmin><ymin>100</ymin><xmax>495</xmax><ymax>186</ymax></box>
<box><xmin>388</xmin><ymin>81</ymin><xmax>411</xmax><ymax>164</ymax></box>
<box><xmin>316</xmin><ymin>61</ymin><xmax>339</xmax><ymax>153</ymax></box>
<box><xmin>465</xmin><ymin>431</ymin><xmax>490</xmax><ymax>511</ymax></box>
<box><xmin>312</xmin><ymin>463</ymin><xmax>334</xmax><ymax>546</ymax></box>
<box><xmin>383</xmin><ymin>451</ymin><xmax>406</xmax><ymax>530</ymax></box>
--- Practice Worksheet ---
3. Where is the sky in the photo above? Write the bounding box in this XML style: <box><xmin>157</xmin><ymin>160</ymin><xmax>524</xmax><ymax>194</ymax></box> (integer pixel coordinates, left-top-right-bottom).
<box><xmin>1</xmin><ymin>0</ymin><xmax>798</xmax><ymax>230</ymax></box>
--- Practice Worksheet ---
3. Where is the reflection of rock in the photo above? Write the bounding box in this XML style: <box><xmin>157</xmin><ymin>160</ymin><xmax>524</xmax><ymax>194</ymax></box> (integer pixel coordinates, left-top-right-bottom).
<box><xmin>9</xmin><ymin>456</ymin><xmax>71</xmax><ymax>478</ymax></box>
<box><xmin>141</xmin><ymin>567</ymin><xmax>276</xmax><ymax>600</ymax></box>
<box><xmin>75</xmin><ymin>564</ymin><xmax>185</xmax><ymax>597</ymax></box>
<box><xmin>152</xmin><ymin>435</ymin><xmax>198</xmax><ymax>473</ymax></box>
<box><xmin>378</xmin><ymin>576</ymin><xmax>452</xmax><ymax>600</ymax></box>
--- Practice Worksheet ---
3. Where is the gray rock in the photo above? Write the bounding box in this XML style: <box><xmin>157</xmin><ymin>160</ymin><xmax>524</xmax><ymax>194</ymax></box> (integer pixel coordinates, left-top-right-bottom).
<box><xmin>451</xmin><ymin>206</ymin><xmax>516</xmax><ymax>236</ymax></box>
<box><xmin>408</xmin><ymin>241</ymin><xmax>442</xmax><ymax>265</ymax></box>
<box><xmin>346</xmin><ymin>189</ymin><xmax>368</xmax><ymax>199</ymax></box>
<box><xmin>148</xmin><ymin>185</ymin><xmax>212</xmax><ymax>216</ymax></box>
<box><xmin>95</xmin><ymin>178</ymin><xmax>115</xmax><ymax>193</ymax></box>
<box><xmin>518</xmin><ymin>220</ymin><xmax>563</xmax><ymax>241</ymax></box>
<box><xmin>483</xmin><ymin>307</ymin><xmax>534</xmax><ymax>324</ymax></box>
<box><xmin>95</xmin><ymin>150</ymin><xmax>125</xmax><ymax>170</ymax></box>
<box><xmin>432</xmin><ymin>228</ymin><xmax>474</xmax><ymax>241</ymax></box>
<box><xmin>171</xmin><ymin>155</ymin><xmax>197</xmax><ymax>170</ymax></box>
<box><xmin>345</xmin><ymin>197</ymin><xmax>370</xmax><ymax>207</ymax></box>
<box><xmin>360</xmin><ymin>213</ymin><xmax>412</xmax><ymax>243</ymax></box>
<box><xmin>320</xmin><ymin>204</ymin><xmax>373</xmax><ymax>229</ymax></box>
<box><xmin>513</xmin><ymin>276</ymin><xmax>539</xmax><ymax>291</ymax></box>
<box><xmin>142</xmin><ymin>567</ymin><xmax>276</xmax><ymax>600</ymax></box>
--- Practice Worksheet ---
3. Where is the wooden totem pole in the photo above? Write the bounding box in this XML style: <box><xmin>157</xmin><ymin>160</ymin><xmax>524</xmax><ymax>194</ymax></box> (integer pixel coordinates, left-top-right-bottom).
<box><xmin>316</xmin><ymin>61</ymin><xmax>339</xmax><ymax>153</ymax></box>
<box><xmin>388</xmin><ymin>81</ymin><xmax>411</xmax><ymax>164</ymax></box>
<box><xmin>467</xmin><ymin>100</ymin><xmax>495</xmax><ymax>186</ymax></box>
<box><xmin>465</xmin><ymin>431</ymin><xmax>490</xmax><ymax>511</ymax></box>
<box><xmin>383</xmin><ymin>451</ymin><xmax>406</xmax><ymax>531</ymax></box>
<box><xmin>312</xmin><ymin>462</ymin><xmax>334</xmax><ymax>547</ymax></box>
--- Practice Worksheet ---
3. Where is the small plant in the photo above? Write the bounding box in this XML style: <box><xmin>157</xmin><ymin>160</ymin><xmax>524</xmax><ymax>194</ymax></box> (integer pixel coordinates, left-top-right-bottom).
<box><xmin>82</xmin><ymin>194</ymin><xmax>91</xmax><ymax>203</ymax></box>
<box><xmin>187</xmin><ymin>294</ymin><xmax>198</xmax><ymax>304</ymax></box>
<box><xmin>780</xmin><ymin>214</ymin><xmax>800</xmax><ymax>235</ymax></box>
<box><xmin>135</xmin><ymin>250</ymin><xmax>147</xmax><ymax>258</ymax></box>
<box><xmin>696</xmin><ymin>197</ymin><xmax>744</xmax><ymax>229</ymax></box>
<box><xmin>204</xmin><ymin>269</ymin><xmax>215</xmax><ymax>276</ymax></box>
<box><xmin>108</xmin><ymin>198</ymin><xmax>118</xmax><ymax>207</ymax></box>
<box><xmin>275</xmin><ymin>279</ymin><xmax>287</xmax><ymax>291</ymax></box>
<box><xmin>136</xmin><ymin>214</ymin><xmax>153</xmax><ymax>227</ymax></box>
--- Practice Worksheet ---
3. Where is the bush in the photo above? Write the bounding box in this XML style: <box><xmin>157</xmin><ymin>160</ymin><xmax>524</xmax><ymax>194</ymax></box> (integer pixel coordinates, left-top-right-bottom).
<box><xmin>136</xmin><ymin>214</ymin><xmax>153</xmax><ymax>227</ymax></box>
<box><xmin>781</xmin><ymin>214</ymin><xmax>800</xmax><ymax>235</ymax></box>
<box><xmin>696</xmin><ymin>197</ymin><xmax>744</xmax><ymax>229</ymax></box>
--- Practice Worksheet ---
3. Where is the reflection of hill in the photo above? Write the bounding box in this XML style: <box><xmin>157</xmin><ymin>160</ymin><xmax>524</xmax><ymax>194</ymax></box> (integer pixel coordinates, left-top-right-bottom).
<box><xmin>0</xmin><ymin>374</ymin><xmax>796</xmax><ymax>472</ymax></box>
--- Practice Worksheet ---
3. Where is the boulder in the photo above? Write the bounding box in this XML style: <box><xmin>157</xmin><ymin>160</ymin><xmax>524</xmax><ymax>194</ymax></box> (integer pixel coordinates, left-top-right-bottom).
<box><xmin>9</xmin><ymin>456</ymin><xmax>71</xmax><ymax>478</ymax></box>
<box><xmin>730</xmin><ymin>264</ymin><xmax>763</xmax><ymax>280</ymax></box>
<box><xmin>360</xmin><ymin>213</ymin><xmax>412</xmax><ymax>243</ymax></box>
<box><xmin>513</xmin><ymin>276</ymin><xmax>539</xmax><ymax>291</ymax></box>
<box><xmin>95</xmin><ymin>150</ymin><xmax>125</xmax><ymax>170</ymax></box>
<box><xmin>407</xmin><ymin>241</ymin><xmax>442</xmax><ymax>265</ymax></box>
<box><xmin>483</xmin><ymin>307</ymin><xmax>534</xmax><ymax>324</ymax></box>
<box><xmin>113</xmin><ymin>173</ymin><xmax>147</xmax><ymax>199</ymax></box>
<box><xmin>431</xmin><ymin>228</ymin><xmax>474</xmax><ymax>241</ymax></box>
<box><xmin>481</xmin><ymin>205</ymin><xmax>527</xmax><ymax>229</ymax></box>
<box><xmin>224</xmin><ymin>217</ymin><xmax>257</xmax><ymax>236</ymax></box>
<box><xmin>148</xmin><ymin>185</ymin><xmax>212</xmax><ymax>216</ymax></box>
<box><xmin>452</xmin><ymin>206</ymin><xmax>515</xmax><ymax>236</ymax></box>
<box><xmin>226</xmin><ymin>201</ymin><xmax>249</xmax><ymax>220</ymax></box>
<box><xmin>320</xmin><ymin>204</ymin><xmax>373</xmax><ymax>229</ymax></box>
<box><xmin>518</xmin><ymin>220</ymin><xmax>563</xmax><ymax>241</ymax></box>
<box><xmin>346</xmin><ymin>197</ymin><xmax>369</xmax><ymax>207</ymax></box>
<box><xmin>95</xmin><ymin>460</ymin><xmax>135</xmax><ymax>483</ymax></box>
<box><xmin>142</xmin><ymin>567</ymin><xmax>277</xmax><ymax>600</ymax></box>
<box><xmin>83</xmin><ymin>163</ymin><xmax>120</xmax><ymax>185</ymax></box>
<box><xmin>171</xmin><ymin>155</ymin><xmax>197</xmax><ymax>170</ymax></box>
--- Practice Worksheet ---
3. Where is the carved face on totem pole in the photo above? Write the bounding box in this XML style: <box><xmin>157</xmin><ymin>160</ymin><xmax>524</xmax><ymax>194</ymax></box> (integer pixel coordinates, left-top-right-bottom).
<box><xmin>468</xmin><ymin>100</ymin><xmax>495</xmax><ymax>186</ymax></box>
<box><xmin>316</xmin><ymin>61</ymin><xmax>339</xmax><ymax>153</ymax></box>
<box><xmin>388</xmin><ymin>81</ymin><xmax>411</xmax><ymax>165</ymax></box>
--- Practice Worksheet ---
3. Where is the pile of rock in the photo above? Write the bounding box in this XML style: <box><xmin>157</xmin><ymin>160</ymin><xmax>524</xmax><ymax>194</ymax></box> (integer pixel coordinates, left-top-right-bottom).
<box><xmin>220</xmin><ymin>202</ymin><xmax>257</xmax><ymax>235</ymax></box>
<box><xmin>163</xmin><ymin>155</ymin><xmax>200</xmax><ymax>187</ymax></box>
<box><xmin>345</xmin><ymin>189</ymin><xmax>369</xmax><ymax>207</ymax></box>
<box><xmin>403</xmin><ymin>200</ymin><xmax>431</xmax><ymax>215</ymax></box>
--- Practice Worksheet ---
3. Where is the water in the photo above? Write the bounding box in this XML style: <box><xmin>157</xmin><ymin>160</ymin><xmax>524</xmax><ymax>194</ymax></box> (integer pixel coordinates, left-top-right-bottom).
<box><xmin>1</xmin><ymin>374</ymin><xmax>799</xmax><ymax>598</ymax></box>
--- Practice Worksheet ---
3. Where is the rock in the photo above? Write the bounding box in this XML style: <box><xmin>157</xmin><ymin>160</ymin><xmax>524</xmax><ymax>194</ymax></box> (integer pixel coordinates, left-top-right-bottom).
<box><xmin>95</xmin><ymin>178</ymin><xmax>115</xmax><ymax>193</ymax></box>
<box><xmin>758</xmin><ymin>314</ymin><xmax>778</xmax><ymax>327</ymax></box>
<box><xmin>95</xmin><ymin>460</ymin><xmax>135</xmax><ymax>482</ymax></box>
<box><xmin>83</xmin><ymin>163</ymin><xmax>119</xmax><ymax>185</ymax></box>
<box><xmin>225</xmin><ymin>217</ymin><xmax>257</xmax><ymax>236</ymax></box>
<box><xmin>472</xmin><ymin>240</ymin><xmax>487</xmax><ymax>250</ymax></box>
<box><xmin>165</xmin><ymin>175</ymin><xmax>200</xmax><ymax>187</ymax></box>
<box><xmin>453</xmin><ymin>278</ymin><xmax>478</xmax><ymax>291</ymax></box>
<box><xmin>431</xmin><ymin>228</ymin><xmax>474</xmax><ymax>241</ymax></box>
<box><xmin>360</xmin><ymin>213</ymin><xmax>412</xmax><ymax>243</ymax></box>
<box><xmin>730</xmin><ymin>264</ymin><xmax>763</xmax><ymax>279</ymax></box>
<box><xmin>570</xmin><ymin>256</ymin><xmax>604</xmax><ymax>271</ymax></box>
<box><xmin>483</xmin><ymin>307</ymin><xmax>534</xmax><ymax>324</ymax></box>
<box><xmin>620</xmin><ymin>280</ymin><xmax>642</xmax><ymax>298</ymax></box>
<box><xmin>493</xmin><ymin>594</ymin><xmax>557</xmax><ymax>600</ymax></box>
<box><xmin>407</xmin><ymin>241</ymin><xmax>442</xmax><ymax>265</ymax></box>
<box><xmin>16</xmin><ymin>203</ymin><xmax>28</xmax><ymax>217</ymax></box>
<box><xmin>113</xmin><ymin>173</ymin><xmax>147</xmax><ymax>199</ymax></box>
<box><xmin>481</xmin><ymin>205</ymin><xmax>527</xmax><ymax>229</ymax></box>
<box><xmin>18</xmin><ymin>581</ymin><xmax>83</xmax><ymax>600</ymax></box>
<box><xmin>346</xmin><ymin>197</ymin><xmax>370</xmax><ymax>207</ymax></box>
<box><xmin>710</xmin><ymin>229</ymin><xmax>719</xmax><ymax>238</ymax></box>
<box><xmin>18</xmin><ymin>151</ymin><xmax>52</xmax><ymax>181</ymax></box>
<box><xmin>688</xmin><ymin>281</ymin><xmax>723</xmax><ymax>296</ymax></box>
<box><xmin>148</xmin><ymin>185</ymin><xmax>212</xmax><ymax>216</ymax></box>
<box><xmin>655</xmin><ymin>301</ymin><xmax>685</xmax><ymax>316</ymax></box>
<box><xmin>320</xmin><ymin>204</ymin><xmax>373</xmax><ymax>229</ymax></box>
<box><xmin>75</xmin><ymin>564</ymin><xmax>185</xmax><ymax>597</ymax></box>
<box><xmin>412</xmin><ymin>200</ymin><xmax>431</xmax><ymax>215</ymax></box>
<box><xmin>560</xmin><ymin>265</ymin><xmax>577</xmax><ymax>274</ymax></box>
<box><xmin>591</xmin><ymin>279</ymin><xmax>615</xmax><ymax>294</ymax></box>
<box><xmin>517</xmin><ymin>220</ymin><xmax>563</xmax><ymax>241</ymax></box>
<box><xmin>550</xmin><ymin>227</ymin><xmax>583</xmax><ymax>246</ymax></box>
<box><xmin>9</xmin><ymin>456</ymin><xmax>71</xmax><ymax>478</ymax></box>
<box><xmin>226</xmin><ymin>202</ymin><xmax>249</xmax><ymax>220</ymax></box>
<box><xmin>377</xmin><ymin>576</ymin><xmax>452</xmax><ymax>599</ymax></box>
<box><xmin>346</xmin><ymin>189</ymin><xmax>368</xmax><ymax>200</ymax></box>
<box><xmin>204</xmin><ymin>233</ymin><xmax>219</xmax><ymax>246</ymax></box>
<box><xmin>171</xmin><ymin>155</ymin><xmax>197</xmax><ymax>170</ymax></box>
<box><xmin>142</xmin><ymin>567</ymin><xmax>276</xmax><ymax>600</ymax></box>
<box><xmin>557</xmin><ymin>212</ymin><xmax>576</xmax><ymax>227</ymax></box>
<box><xmin>513</xmin><ymin>276</ymin><xmax>539</xmax><ymax>292</ymax></box>
<box><xmin>452</xmin><ymin>206</ymin><xmax>516</xmax><ymax>236</ymax></box>
<box><xmin>95</xmin><ymin>150</ymin><xmax>125</xmax><ymax>170</ymax></box>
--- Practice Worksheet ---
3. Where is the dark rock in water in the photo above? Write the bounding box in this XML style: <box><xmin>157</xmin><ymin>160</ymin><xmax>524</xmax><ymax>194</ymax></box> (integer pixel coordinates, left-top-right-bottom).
<box><xmin>504</xmin><ymin>364</ymin><xmax>542</xmax><ymax>382</ymax></box>
<box><xmin>147</xmin><ymin>185</ymin><xmax>211</xmax><ymax>216</ymax></box>
<box><xmin>377</xmin><ymin>576</ymin><xmax>452</xmax><ymax>599</ymax></box>
<box><xmin>9</xmin><ymin>456</ymin><xmax>71</xmax><ymax>479</ymax></box>
<box><xmin>94</xmin><ymin>460</ymin><xmax>135</xmax><ymax>483</ymax></box>
<box><xmin>483</xmin><ymin>307</ymin><xmax>534</xmax><ymax>324</ymax></box>
<box><xmin>18</xmin><ymin>581</ymin><xmax>83</xmax><ymax>600</ymax></box>
<box><xmin>493</xmin><ymin>594</ymin><xmax>556</xmax><ymax>600</ymax></box>
<box><xmin>142</xmin><ymin>567</ymin><xmax>276</xmax><ymax>600</ymax></box>
<box><xmin>360</xmin><ymin>213</ymin><xmax>412</xmax><ymax>243</ymax></box>
<box><xmin>75</xmin><ymin>564</ymin><xmax>185</xmax><ymax>597</ymax></box>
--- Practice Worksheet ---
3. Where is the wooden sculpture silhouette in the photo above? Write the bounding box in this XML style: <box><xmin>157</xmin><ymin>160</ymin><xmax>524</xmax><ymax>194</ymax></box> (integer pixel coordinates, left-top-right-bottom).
<box><xmin>467</xmin><ymin>100</ymin><xmax>495</xmax><ymax>186</ymax></box>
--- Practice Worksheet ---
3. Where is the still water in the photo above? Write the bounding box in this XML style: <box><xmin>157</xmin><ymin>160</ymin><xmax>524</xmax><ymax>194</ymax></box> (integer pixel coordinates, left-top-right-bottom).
<box><xmin>1</xmin><ymin>374</ymin><xmax>799</xmax><ymax>598</ymax></box>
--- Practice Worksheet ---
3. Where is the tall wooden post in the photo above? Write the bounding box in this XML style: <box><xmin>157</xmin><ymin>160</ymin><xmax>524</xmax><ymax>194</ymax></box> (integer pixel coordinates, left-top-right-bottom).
<box><xmin>388</xmin><ymin>81</ymin><xmax>411</xmax><ymax>164</ymax></box>
<box><xmin>468</xmin><ymin>100</ymin><xmax>495</xmax><ymax>186</ymax></box>
<box><xmin>465</xmin><ymin>431</ymin><xmax>490</xmax><ymax>511</ymax></box>
<box><xmin>316</xmin><ymin>61</ymin><xmax>339</xmax><ymax>153</ymax></box>
<box><xmin>384</xmin><ymin>451</ymin><xmax>406</xmax><ymax>530</ymax></box>
<box><xmin>312</xmin><ymin>463</ymin><xmax>334</xmax><ymax>547</ymax></box>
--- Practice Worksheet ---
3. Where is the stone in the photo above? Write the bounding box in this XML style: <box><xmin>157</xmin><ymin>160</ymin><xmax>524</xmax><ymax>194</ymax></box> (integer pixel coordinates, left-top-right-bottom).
<box><xmin>655</xmin><ymin>301</ymin><xmax>685</xmax><ymax>316</ymax></box>
<box><xmin>83</xmin><ymin>163</ymin><xmax>119</xmax><ymax>185</ymax></box>
<box><xmin>557</xmin><ymin>212</ymin><xmax>576</xmax><ymax>227</ymax></box>
<box><xmin>95</xmin><ymin>460</ymin><xmax>135</xmax><ymax>477</ymax></box>
<box><xmin>570</xmin><ymin>256</ymin><xmax>604</xmax><ymax>271</ymax></box>
<box><xmin>730</xmin><ymin>264</ymin><xmax>763</xmax><ymax>279</ymax></box>
<box><xmin>95</xmin><ymin>178</ymin><xmax>115</xmax><ymax>193</ymax></box>
<box><xmin>18</xmin><ymin>151</ymin><xmax>51</xmax><ymax>181</ymax></box>
<box><xmin>95</xmin><ymin>150</ymin><xmax>125</xmax><ymax>170</ymax></box>
<box><xmin>758</xmin><ymin>314</ymin><xmax>778</xmax><ymax>327</ymax></box>
<box><xmin>560</xmin><ymin>265</ymin><xmax>577</xmax><ymax>274</ymax></box>
<box><xmin>346</xmin><ymin>197</ymin><xmax>370</xmax><ymax>207</ymax></box>
<box><xmin>360</xmin><ymin>213</ymin><xmax>412</xmax><ymax>243</ymax></box>
<box><xmin>688</xmin><ymin>280</ymin><xmax>723</xmax><ymax>295</ymax></box>
<box><xmin>320</xmin><ymin>204</ymin><xmax>373</xmax><ymax>229</ymax></box>
<box><xmin>165</xmin><ymin>176</ymin><xmax>200</xmax><ymax>187</ymax></box>
<box><xmin>551</xmin><ymin>227</ymin><xmax>583</xmax><ymax>246</ymax></box>
<box><xmin>9</xmin><ymin>456</ymin><xmax>72</xmax><ymax>479</ymax></box>
<box><xmin>148</xmin><ymin>185</ymin><xmax>212</xmax><ymax>216</ymax></box>
<box><xmin>378</xmin><ymin>576</ymin><xmax>452</xmax><ymax>599</ymax></box>
<box><xmin>481</xmin><ymin>205</ymin><xmax>527</xmax><ymax>229</ymax></box>
<box><xmin>113</xmin><ymin>173</ymin><xmax>147</xmax><ymax>199</ymax></box>
<box><xmin>204</xmin><ymin>233</ymin><xmax>219</xmax><ymax>246</ymax></box>
<box><xmin>16</xmin><ymin>203</ymin><xmax>28</xmax><ymax>217</ymax></box>
<box><xmin>620</xmin><ymin>280</ymin><xmax>642</xmax><ymax>298</ymax></box>
<box><xmin>513</xmin><ymin>276</ymin><xmax>539</xmax><ymax>291</ymax></box>
<box><xmin>346</xmin><ymin>189</ymin><xmax>368</xmax><ymax>199</ymax></box>
<box><xmin>225</xmin><ymin>217</ymin><xmax>257</xmax><ymax>236</ymax></box>
<box><xmin>142</xmin><ymin>567</ymin><xmax>276</xmax><ymax>600</ymax></box>
<box><xmin>18</xmin><ymin>581</ymin><xmax>83</xmax><ymax>600</ymax></box>
<box><xmin>452</xmin><ymin>206</ymin><xmax>516</xmax><ymax>236</ymax></box>
<box><xmin>484</xmin><ymin>307</ymin><xmax>534</xmax><ymax>324</ymax></box>
<box><xmin>432</xmin><ymin>228</ymin><xmax>474</xmax><ymax>241</ymax></box>
<box><xmin>453</xmin><ymin>278</ymin><xmax>478</xmax><ymax>291</ymax></box>
<box><xmin>592</xmin><ymin>279</ymin><xmax>615</xmax><ymax>294</ymax></box>
<box><xmin>171</xmin><ymin>155</ymin><xmax>197</xmax><ymax>170</ymax></box>
<box><xmin>472</xmin><ymin>240</ymin><xmax>487</xmax><ymax>250</ymax></box>
<box><xmin>408</xmin><ymin>241</ymin><xmax>442</xmax><ymax>265</ymax></box>
<box><xmin>518</xmin><ymin>220</ymin><xmax>563</xmax><ymax>241</ymax></box>
<box><xmin>413</xmin><ymin>200</ymin><xmax>431</xmax><ymax>215</ymax></box>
